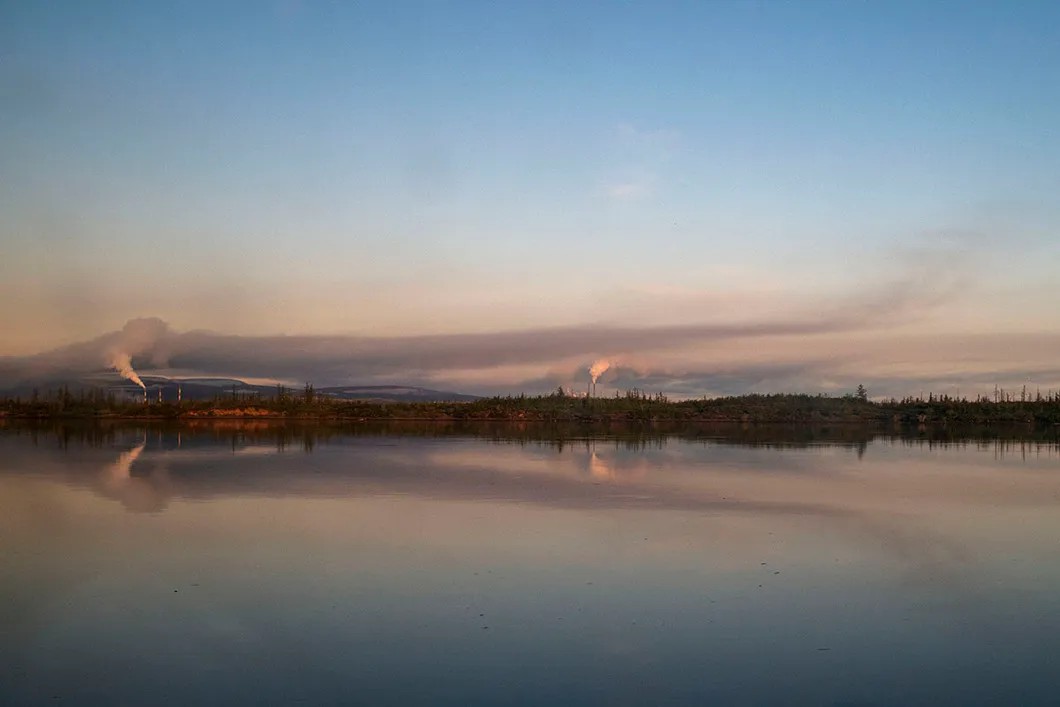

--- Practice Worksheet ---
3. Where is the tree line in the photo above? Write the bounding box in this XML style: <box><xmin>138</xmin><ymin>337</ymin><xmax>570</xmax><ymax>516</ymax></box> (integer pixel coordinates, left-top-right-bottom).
<box><xmin>5</xmin><ymin>384</ymin><xmax>1060</xmax><ymax>425</ymax></box>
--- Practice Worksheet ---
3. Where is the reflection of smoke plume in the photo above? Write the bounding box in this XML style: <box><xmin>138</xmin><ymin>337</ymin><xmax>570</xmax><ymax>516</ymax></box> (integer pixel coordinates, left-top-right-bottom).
<box><xmin>100</xmin><ymin>440</ymin><xmax>170</xmax><ymax>512</ymax></box>
<box><xmin>105</xmin><ymin>441</ymin><xmax>146</xmax><ymax>485</ymax></box>
<box><xmin>588</xmin><ymin>451</ymin><xmax>614</xmax><ymax>481</ymax></box>
<box><xmin>109</xmin><ymin>352</ymin><xmax>146</xmax><ymax>390</ymax></box>
<box><xmin>589</xmin><ymin>359</ymin><xmax>611</xmax><ymax>384</ymax></box>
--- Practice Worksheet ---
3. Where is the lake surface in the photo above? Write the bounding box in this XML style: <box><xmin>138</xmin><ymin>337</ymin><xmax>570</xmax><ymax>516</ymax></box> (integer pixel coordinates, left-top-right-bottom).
<box><xmin>3</xmin><ymin>422</ymin><xmax>1059</xmax><ymax>706</ymax></box>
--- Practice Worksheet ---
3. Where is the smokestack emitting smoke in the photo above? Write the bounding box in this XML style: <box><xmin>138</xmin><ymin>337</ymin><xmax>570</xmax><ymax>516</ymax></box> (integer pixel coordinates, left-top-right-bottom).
<box><xmin>589</xmin><ymin>359</ymin><xmax>611</xmax><ymax>397</ymax></box>
<box><xmin>109</xmin><ymin>352</ymin><xmax>146</xmax><ymax>390</ymax></box>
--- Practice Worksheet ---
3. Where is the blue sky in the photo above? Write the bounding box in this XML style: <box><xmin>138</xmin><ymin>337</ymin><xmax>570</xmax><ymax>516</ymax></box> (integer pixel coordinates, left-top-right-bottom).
<box><xmin>2</xmin><ymin>1</ymin><xmax>1059</xmax><ymax>395</ymax></box>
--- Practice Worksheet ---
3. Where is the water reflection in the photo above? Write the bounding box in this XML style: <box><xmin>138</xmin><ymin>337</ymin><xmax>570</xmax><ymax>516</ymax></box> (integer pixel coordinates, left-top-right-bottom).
<box><xmin>588</xmin><ymin>450</ymin><xmax>614</xmax><ymax>481</ymax></box>
<box><xmin>3</xmin><ymin>421</ymin><xmax>1059</xmax><ymax>516</ymax></box>
<box><xmin>2</xmin><ymin>421</ymin><xmax>1059</xmax><ymax>706</ymax></box>
<box><xmin>99</xmin><ymin>438</ymin><xmax>170</xmax><ymax>512</ymax></box>
<box><xmin>6</xmin><ymin>417</ymin><xmax>1060</xmax><ymax>453</ymax></box>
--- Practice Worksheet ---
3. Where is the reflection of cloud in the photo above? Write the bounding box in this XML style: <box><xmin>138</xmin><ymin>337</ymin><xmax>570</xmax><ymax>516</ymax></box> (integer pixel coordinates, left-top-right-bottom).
<box><xmin>6</xmin><ymin>427</ymin><xmax>1058</xmax><ymax>587</ymax></box>
<box><xmin>7</xmin><ymin>427</ymin><xmax>1059</xmax><ymax>595</ymax></box>
<box><xmin>13</xmin><ymin>431</ymin><xmax>853</xmax><ymax>517</ymax></box>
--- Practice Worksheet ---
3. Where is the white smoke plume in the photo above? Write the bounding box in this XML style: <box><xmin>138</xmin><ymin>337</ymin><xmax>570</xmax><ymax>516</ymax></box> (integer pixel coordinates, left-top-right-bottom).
<box><xmin>589</xmin><ymin>359</ymin><xmax>612</xmax><ymax>384</ymax></box>
<box><xmin>109</xmin><ymin>351</ymin><xmax>146</xmax><ymax>390</ymax></box>
<box><xmin>101</xmin><ymin>318</ymin><xmax>170</xmax><ymax>391</ymax></box>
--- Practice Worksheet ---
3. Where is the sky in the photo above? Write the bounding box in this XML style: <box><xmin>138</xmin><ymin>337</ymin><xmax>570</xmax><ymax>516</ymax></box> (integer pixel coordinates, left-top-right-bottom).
<box><xmin>2</xmin><ymin>1</ymin><xmax>1059</xmax><ymax>398</ymax></box>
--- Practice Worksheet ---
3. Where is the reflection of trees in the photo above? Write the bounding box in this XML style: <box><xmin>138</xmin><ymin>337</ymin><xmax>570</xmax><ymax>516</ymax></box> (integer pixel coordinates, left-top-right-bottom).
<box><xmin>2</xmin><ymin>419</ymin><xmax>1059</xmax><ymax>458</ymax></box>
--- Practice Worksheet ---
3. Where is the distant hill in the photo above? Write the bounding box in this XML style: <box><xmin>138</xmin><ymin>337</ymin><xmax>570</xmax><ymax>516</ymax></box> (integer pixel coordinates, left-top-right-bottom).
<box><xmin>0</xmin><ymin>375</ymin><xmax>480</xmax><ymax>403</ymax></box>
<box><xmin>316</xmin><ymin>385</ymin><xmax>480</xmax><ymax>402</ymax></box>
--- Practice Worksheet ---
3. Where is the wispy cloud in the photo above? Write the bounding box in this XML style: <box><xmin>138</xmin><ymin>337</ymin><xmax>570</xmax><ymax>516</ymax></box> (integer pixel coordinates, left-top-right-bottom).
<box><xmin>0</xmin><ymin>256</ymin><xmax>1004</xmax><ymax>397</ymax></box>
<box><xmin>599</xmin><ymin>122</ymin><xmax>678</xmax><ymax>200</ymax></box>
<box><xmin>614</xmin><ymin>123</ymin><xmax>682</xmax><ymax>154</ymax></box>
<box><xmin>3</xmin><ymin>243</ymin><xmax>1051</xmax><ymax>399</ymax></box>
<box><xmin>604</xmin><ymin>174</ymin><xmax>657</xmax><ymax>200</ymax></box>
<box><xmin>6</xmin><ymin>321</ymin><xmax>1060</xmax><ymax>399</ymax></box>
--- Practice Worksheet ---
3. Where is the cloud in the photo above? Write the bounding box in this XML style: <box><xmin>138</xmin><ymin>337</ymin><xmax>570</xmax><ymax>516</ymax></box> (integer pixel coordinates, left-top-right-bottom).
<box><xmin>599</xmin><ymin>122</ymin><xmax>677</xmax><ymax>200</ymax></box>
<box><xmin>0</xmin><ymin>264</ymin><xmax>968</xmax><ymax>393</ymax></box>
<box><xmin>614</xmin><ymin>123</ymin><xmax>682</xmax><ymax>153</ymax></box>
<box><xmin>0</xmin><ymin>293</ymin><xmax>846</xmax><ymax>380</ymax></box>
<box><xmin>3</xmin><ymin>249</ymin><xmax>1055</xmax><ymax>398</ymax></box>
<box><xmin>605</xmin><ymin>178</ymin><xmax>654</xmax><ymax>200</ymax></box>
<box><xmin>0</xmin><ymin>319</ymin><xmax>829</xmax><ymax>391</ymax></box>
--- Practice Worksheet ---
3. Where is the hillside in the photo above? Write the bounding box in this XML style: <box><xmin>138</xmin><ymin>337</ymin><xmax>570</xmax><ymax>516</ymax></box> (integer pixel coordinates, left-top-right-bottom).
<box><xmin>0</xmin><ymin>375</ymin><xmax>479</xmax><ymax>404</ymax></box>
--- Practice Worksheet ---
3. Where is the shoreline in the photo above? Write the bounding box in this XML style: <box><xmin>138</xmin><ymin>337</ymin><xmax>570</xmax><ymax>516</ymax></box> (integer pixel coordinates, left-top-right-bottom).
<box><xmin>1</xmin><ymin>411</ymin><xmax>1054</xmax><ymax>428</ymax></box>
<box><xmin>5</xmin><ymin>391</ymin><xmax>1060</xmax><ymax>427</ymax></box>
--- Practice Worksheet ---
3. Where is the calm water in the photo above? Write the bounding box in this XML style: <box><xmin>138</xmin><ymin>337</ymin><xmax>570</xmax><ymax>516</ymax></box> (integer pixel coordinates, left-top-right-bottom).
<box><xmin>3</xmin><ymin>422</ymin><xmax>1059</xmax><ymax>706</ymax></box>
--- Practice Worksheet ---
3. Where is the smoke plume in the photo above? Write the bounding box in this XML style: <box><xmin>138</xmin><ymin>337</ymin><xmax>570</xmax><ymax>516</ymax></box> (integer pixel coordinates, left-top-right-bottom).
<box><xmin>108</xmin><ymin>352</ymin><xmax>145</xmax><ymax>390</ymax></box>
<box><xmin>0</xmin><ymin>258</ymin><xmax>1040</xmax><ymax>399</ymax></box>
<box><xmin>589</xmin><ymin>359</ymin><xmax>612</xmax><ymax>384</ymax></box>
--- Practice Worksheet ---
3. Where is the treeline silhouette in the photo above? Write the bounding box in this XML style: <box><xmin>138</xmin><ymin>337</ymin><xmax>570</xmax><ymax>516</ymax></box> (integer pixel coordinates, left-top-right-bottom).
<box><xmin>4</xmin><ymin>385</ymin><xmax>1060</xmax><ymax>426</ymax></box>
